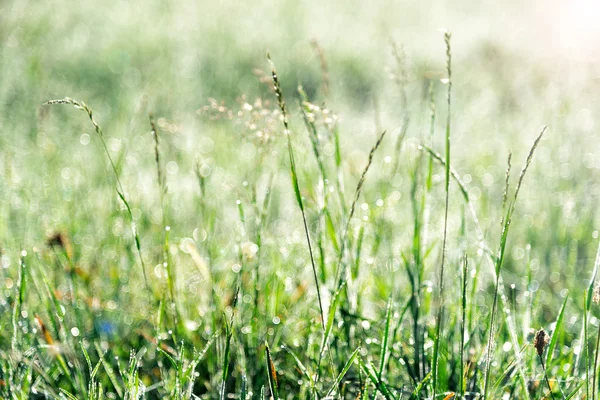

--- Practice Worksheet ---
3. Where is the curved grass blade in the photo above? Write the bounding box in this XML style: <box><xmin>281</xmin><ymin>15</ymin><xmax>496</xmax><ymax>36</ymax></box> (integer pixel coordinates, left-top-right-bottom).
<box><xmin>44</xmin><ymin>98</ymin><xmax>151</xmax><ymax>295</ymax></box>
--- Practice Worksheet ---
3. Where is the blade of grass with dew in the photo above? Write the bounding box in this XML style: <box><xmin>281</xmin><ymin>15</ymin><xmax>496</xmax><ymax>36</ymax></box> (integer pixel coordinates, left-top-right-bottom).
<box><xmin>492</xmin><ymin>343</ymin><xmax>528</xmax><ymax>391</ymax></box>
<box><xmin>31</xmin><ymin>253</ymin><xmax>65</xmax><ymax>342</ymax></box>
<box><xmin>185</xmin><ymin>330</ymin><xmax>219</xmax><ymax>397</ymax></box>
<box><xmin>500</xmin><ymin>152</ymin><xmax>512</xmax><ymax>229</ymax></box>
<box><xmin>412</xmin><ymin>371</ymin><xmax>432</xmax><ymax>398</ymax></box>
<box><xmin>265</xmin><ymin>341</ymin><xmax>279</xmax><ymax>400</ymax></box>
<box><xmin>593</xmin><ymin>300</ymin><xmax>600</xmax><ymax>400</ymax></box>
<box><xmin>325</xmin><ymin>346</ymin><xmax>360</xmax><ymax>398</ymax></box>
<box><xmin>352</xmin><ymin>223</ymin><xmax>365</xmax><ymax>282</ymax></box>
<box><xmin>584</xmin><ymin>290</ymin><xmax>590</xmax><ymax>400</ymax></box>
<box><xmin>359</xmin><ymin>360</ymin><xmax>394</xmax><ymax>400</ymax></box>
<box><xmin>325</xmin><ymin>209</ymin><xmax>340</xmax><ymax>253</ymax></box>
<box><xmin>565</xmin><ymin>381</ymin><xmax>585</xmax><ymax>400</ymax></box>
<box><xmin>460</xmin><ymin>255</ymin><xmax>468</xmax><ymax>399</ymax></box>
<box><xmin>150</xmin><ymin>114</ymin><xmax>181</xmax><ymax>336</ymax></box>
<box><xmin>221</xmin><ymin>287</ymin><xmax>239</xmax><ymax>400</ymax></box>
<box><xmin>281</xmin><ymin>344</ymin><xmax>315</xmax><ymax>390</ymax></box>
<box><xmin>317</xmin><ymin>281</ymin><xmax>347</xmax><ymax>379</ymax></box>
<box><xmin>94</xmin><ymin>341</ymin><xmax>124</xmax><ymax>398</ymax></box>
<box><xmin>378</xmin><ymin>297</ymin><xmax>393</xmax><ymax>380</ymax></box>
<box><xmin>11</xmin><ymin>251</ymin><xmax>26</xmax><ymax>353</ymax></box>
<box><xmin>241</xmin><ymin>375</ymin><xmax>247</xmax><ymax>400</ymax></box>
<box><xmin>408</xmin><ymin>161</ymin><xmax>424</xmax><ymax>382</ymax></box>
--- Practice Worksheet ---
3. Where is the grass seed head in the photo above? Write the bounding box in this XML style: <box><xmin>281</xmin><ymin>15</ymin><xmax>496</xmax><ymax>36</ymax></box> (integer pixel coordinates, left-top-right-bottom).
<box><xmin>593</xmin><ymin>281</ymin><xmax>600</xmax><ymax>304</ymax></box>
<box><xmin>533</xmin><ymin>329</ymin><xmax>549</xmax><ymax>356</ymax></box>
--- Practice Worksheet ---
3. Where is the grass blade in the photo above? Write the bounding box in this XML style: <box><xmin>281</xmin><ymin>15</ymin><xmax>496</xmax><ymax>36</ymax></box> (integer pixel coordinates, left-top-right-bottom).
<box><xmin>378</xmin><ymin>298</ymin><xmax>393</xmax><ymax>380</ymax></box>
<box><xmin>546</xmin><ymin>295</ymin><xmax>568</xmax><ymax>368</ymax></box>
<box><xmin>432</xmin><ymin>31</ymin><xmax>452</xmax><ymax>397</ymax></box>
<box><xmin>45</xmin><ymin>98</ymin><xmax>151</xmax><ymax>296</ymax></box>
<box><xmin>265</xmin><ymin>341</ymin><xmax>279</xmax><ymax>400</ymax></box>
<box><xmin>325</xmin><ymin>346</ymin><xmax>360</xmax><ymax>397</ymax></box>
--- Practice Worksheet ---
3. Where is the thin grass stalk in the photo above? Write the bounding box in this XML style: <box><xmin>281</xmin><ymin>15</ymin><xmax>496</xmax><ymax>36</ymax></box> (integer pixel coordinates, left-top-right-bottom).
<box><xmin>299</xmin><ymin>86</ymin><xmax>329</xmax><ymax>283</ymax></box>
<box><xmin>221</xmin><ymin>288</ymin><xmax>239</xmax><ymax>400</ymax></box>
<box><xmin>407</xmin><ymin>164</ymin><xmax>424</xmax><ymax>382</ymax></box>
<box><xmin>594</xmin><ymin>294</ymin><xmax>600</xmax><ymax>400</ymax></box>
<box><xmin>253</xmin><ymin>176</ymin><xmax>273</xmax><ymax>347</ymax></box>
<box><xmin>310</xmin><ymin>39</ymin><xmax>330</xmax><ymax>98</ymax></box>
<box><xmin>391</xmin><ymin>41</ymin><xmax>410</xmax><ymax>175</ymax></box>
<box><xmin>501</xmin><ymin>152</ymin><xmax>512</xmax><ymax>229</ymax></box>
<box><xmin>44</xmin><ymin>98</ymin><xmax>151</xmax><ymax>295</ymax></box>
<box><xmin>265</xmin><ymin>341</ymin><xmax>279</xmax><ymax>400</ymax></box>
<box><xmin>378</xmin><ymin>297</ymin><xmax>393</xmax><ymax>380</ymax></box>
<box><xmin>267</xmin><ymin>54</ymin><xmax>326</xmax><ymax>331</ymax></box>
<box><xmin>418</xmin><ymin>79</ymin><xmax>436</xmax><ymax>381</ymax></box>
<box><xmin>576</xmin><ymin>240</ymin><xmax>600</xmax><ymax>387</ymax></box>
<box><xmin>432</xmin><ymin>31</ymin><xmax>452</xmax><ymax>396</ymax></box>
<box><xmin>325</xmin><ymin>346</ymin><xmax>361</xmax><ymax>398</ymax></box>
<box><xmin>460</xmin><ymin>255</ymin><xmax>468</xmax><ymax>399</ymax></box>
<box><xmin>11</xmin><ymin>252</ymin><xmax>26</xmax><ymax>353</ymax></box>
<box><xmin>534</xmin><ymin>329</ymin><xmax>556</xmax><ymax>400</ymax></box>
<box><xmin>483</xmin><ymin>126</ymin><xmax>547</xmax><ymax>399</ymax></box>
<box><xmin>332</xmin><ymin>122</ymin><xmax>348</xmax><ymax>219</ymax></box>
<box><xmin>334</xmin><ymin>129</ymin><xmax>387</xmax><ymax>289</ymax></box>
<box><xmin>585</xmin><ymin>291</ymin><xmax>591</xmax><ymax>399</ymax></box>
<box><xmin>150</xmin><ymin>114</ymin><xmax>181</xmax><ymax>335</ymax></box>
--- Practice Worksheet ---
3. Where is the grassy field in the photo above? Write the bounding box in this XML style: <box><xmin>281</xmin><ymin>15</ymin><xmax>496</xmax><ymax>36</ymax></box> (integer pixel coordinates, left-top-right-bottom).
<box><xmin>2</xmin><ymin>0</ymin><xmax>600</xmax><ymax>398</ymax></box>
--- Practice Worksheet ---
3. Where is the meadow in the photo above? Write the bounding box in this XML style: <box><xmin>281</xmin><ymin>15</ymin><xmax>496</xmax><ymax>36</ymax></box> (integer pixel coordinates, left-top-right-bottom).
<box><xmin>2</xmin><ymin>0</ymin><xmax>600</xmax><ymax>398</ymax></box>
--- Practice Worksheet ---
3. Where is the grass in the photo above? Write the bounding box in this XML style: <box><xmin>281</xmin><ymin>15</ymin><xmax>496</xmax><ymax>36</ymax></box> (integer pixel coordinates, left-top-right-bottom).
<box><xmin>2</xmin><ymin>2</ymin><xmax>600</xmax><ymax>398</ymax></box>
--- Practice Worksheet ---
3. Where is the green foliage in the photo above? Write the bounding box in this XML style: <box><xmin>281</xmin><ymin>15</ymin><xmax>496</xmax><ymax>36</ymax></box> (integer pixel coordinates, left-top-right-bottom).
<box><xmin>1</xmin><ymin>1</ymin><xmax>600</xmax><ymax>398</ymax></box>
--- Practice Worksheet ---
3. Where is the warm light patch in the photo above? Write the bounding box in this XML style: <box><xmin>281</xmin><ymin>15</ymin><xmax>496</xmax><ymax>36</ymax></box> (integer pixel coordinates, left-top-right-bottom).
<box><xmin>550</xmin><ymin>0</ymin><xmax>600</xmax><ymax>59</ymax></box>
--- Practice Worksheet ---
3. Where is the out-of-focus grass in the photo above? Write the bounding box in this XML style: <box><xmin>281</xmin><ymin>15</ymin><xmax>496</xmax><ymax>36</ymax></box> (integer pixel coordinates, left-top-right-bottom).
<box><xmin>2</xmin><ymin>0</ymin><xmax>600</xmax><ymax>398</ymax></box>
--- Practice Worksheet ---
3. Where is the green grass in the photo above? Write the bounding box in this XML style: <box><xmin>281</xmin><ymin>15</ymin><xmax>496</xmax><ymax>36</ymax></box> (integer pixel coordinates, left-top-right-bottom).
<box><xmin>3</xmin><ymin>1</ymin><xmax>600</xmax><ymax>398</ymax></box>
